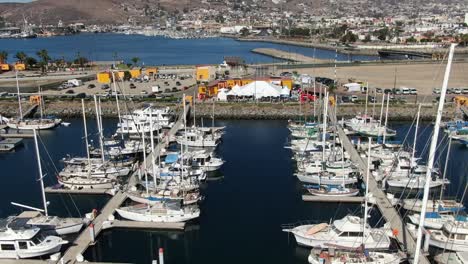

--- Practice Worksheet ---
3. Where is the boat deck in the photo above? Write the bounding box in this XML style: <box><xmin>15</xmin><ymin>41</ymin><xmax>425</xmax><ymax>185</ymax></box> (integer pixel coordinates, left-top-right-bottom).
<box><xmin>302</xmin><ymin>195</ymin><xmax>364</xmax><ymax>203</ymax></box>
<box><xmin>102</xmin><ymin>220</ymin><xmax>185</xmax><ymax>230</ymax></box>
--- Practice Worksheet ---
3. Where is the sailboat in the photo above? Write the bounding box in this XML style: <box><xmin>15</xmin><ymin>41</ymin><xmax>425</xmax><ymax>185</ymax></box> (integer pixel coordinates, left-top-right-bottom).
<box><xmin>7</xmin><ymin>77</ymin><xmax>61</xmax><ymax>130</ymax></box>
<box><xmin>8</xmin><ymin>129</ymin><xmax>84</xmax><ymax>236</ymax></box>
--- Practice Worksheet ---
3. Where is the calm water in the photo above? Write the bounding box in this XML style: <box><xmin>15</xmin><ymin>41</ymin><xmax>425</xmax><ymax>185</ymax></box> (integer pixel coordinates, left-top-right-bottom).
<box><xmin>0</xmin><ymin>34</ymin><xmax>377</xmax><ymax>65</ymax></box>
<box><xmin>0</xmin><ymin>119</ymin><xmax>466</xmax><ymax>263</ymax></box>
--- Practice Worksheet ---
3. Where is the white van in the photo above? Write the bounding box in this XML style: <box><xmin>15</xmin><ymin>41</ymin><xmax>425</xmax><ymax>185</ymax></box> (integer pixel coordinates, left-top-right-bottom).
<box><xmin>401</xmin><ymin>87</ymin><xmax>410</xmax><ymax>95</ymax></box>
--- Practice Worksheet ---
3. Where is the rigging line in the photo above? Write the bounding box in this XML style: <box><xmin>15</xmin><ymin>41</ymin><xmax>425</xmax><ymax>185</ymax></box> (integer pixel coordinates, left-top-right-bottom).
<box><xmin>37</xmin><ymin>132</ymin><xmax>82</xmax><ymax>217</ymax></box>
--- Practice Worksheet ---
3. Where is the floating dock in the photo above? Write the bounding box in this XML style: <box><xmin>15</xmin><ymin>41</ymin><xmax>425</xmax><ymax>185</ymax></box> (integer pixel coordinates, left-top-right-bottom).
<box><xmin>330</xmin><ymin>107</ymin><xmax>430</xmax><ymax>264</ymax></box>
<box><xmin>0</xmin><ymin>138</ymin><xmax>22</xmax><ymax>152</ymax></box>
<box><xmin>44</xmin><ymin>187</ymin><xmax>114</xmax><ymax>195</ymax></box>
<box><xmin>302</xmin><ymin>195</ymin><xmax>364</xmax><ymax>203</ymax></box>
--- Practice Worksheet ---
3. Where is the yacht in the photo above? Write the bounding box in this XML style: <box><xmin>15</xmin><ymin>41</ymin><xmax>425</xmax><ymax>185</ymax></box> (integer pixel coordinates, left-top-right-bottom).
<box><xmin>402</xmin><ymin>199</ymin><xmax>464</xmax><ymax>213</ymax></box>
<box><xmin>296</xmin><ymin>171</ymin><xmax>359</xmax><ymax>185</ymax></box>
<box><xmin>6</xmin><ymin>118</ymin><xmax>61</xmax><ymax>130</ymax></box>
<box><xmin>59</xmin><ymin>164</ymin><xmax>131</xmax><ymax>179</ymax></box>
<box><xmin>126</xmin><ymin>189</ymin><xmax>201</xmax><ymax>205</ymax></box>
<box><xmin>408</xmin><ymin>212</ymin><xmax>458</xmax><ymax>230</ymax></box>
<box><xmin>176</xmin><ymin>132</ymin><xmax>219</xmax><ymax>148</ymax></box>
<box><xmin>58</xmin><ymin>176</ymin><xmax>115</xmax><ymax>189</ymax></box>
<box><xmin>121</xmin><ymin>106</ymin><xmax>173</xmax><ymax>128</ymax></box>
<box><xmin>0</xmin><ymin>220</ymin><xmax>67</xmax><ymax>259</ymax></box>
<box><xmin>306</xmin><ymin>185</ymin><xmax>359</xmax><ymax>197</ymax></box>
<box><xmin>188</xmin><ymin>151</ymin><xmax>224</xmax><ymax>172</ymax></box>
<box><xmin>308</xmin><ymin>249</ymin><xmax>401</xmax><ymax>264</ymax></box>
<box><xmin>116</xmin><ymin>202</ymin><xmax>200</xmax><ymax>222</ymax></box>
<box><xmin>429</xmin><ymin>218</ymin><xmax>468</xmax><ymax>251</ymax></box>
<box><xmin>8</xmin><ymin>212</ymin><xmax>84</xmax><ymax>236</ymax></box>
<box><xmin>283</xmin><ymin>215</ymin><xmax>391</xmax><ymax>250</ymax></box>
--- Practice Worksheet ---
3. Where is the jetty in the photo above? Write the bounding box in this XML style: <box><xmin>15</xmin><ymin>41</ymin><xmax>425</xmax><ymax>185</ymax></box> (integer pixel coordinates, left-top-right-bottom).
<box><xmin>329</xmin><ymin>107</ymin><xmax>430</xmax><ymax>264</ymax></box>
<box><xmin>251</xmin><ymin>48</ymin><xmax>330</xmax><ymax>63</ymax></box>
<box><xmin>56</xmin><ymin>105</ymin><xmax>189</xmax><ymax>264</ymax></box>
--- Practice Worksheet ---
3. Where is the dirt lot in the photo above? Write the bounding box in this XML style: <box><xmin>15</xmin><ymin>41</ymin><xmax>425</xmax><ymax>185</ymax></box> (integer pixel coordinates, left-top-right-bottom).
<box><xmin>286</xmin><ymin>62</ymin><xmax>468</xmax><ymax>95</ymax></box>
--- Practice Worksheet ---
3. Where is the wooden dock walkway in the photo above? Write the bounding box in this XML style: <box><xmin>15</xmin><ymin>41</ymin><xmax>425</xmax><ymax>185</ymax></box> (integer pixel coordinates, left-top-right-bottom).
<box><xmin>330</xmin><ymin>107</ymin><xmax>430</xmax><ymax>264</ymax></box>
<box><xmin>302</xmin><ymin>195</ymin><xmax>364</xmax><ymax>203</ymax></box>
<box><xmin>58</xmin><ymin>105</ymin><xmax>189</xmax><ymax>264</ymax></box>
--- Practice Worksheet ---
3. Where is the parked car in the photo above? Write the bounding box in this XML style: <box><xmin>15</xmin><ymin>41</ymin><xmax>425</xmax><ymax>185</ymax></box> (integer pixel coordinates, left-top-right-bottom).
<box><xmin>87</xmin><ymin>84</ymin><xmax>96</xmax><ymax>89</ymax></box>
<box><xmin>140</xmin><ymin>90</ymin><xmax>148</xmax><ymax>95</ymax></box>
<box><xmin>66</xmin><ymin>89</ymin><xmax>75</xmax><ymax>94</ymax></box>
<box><xmin>101</xmin><ymin>84</ymin><xmax>110</xmax><ymax>90</ymax></box>
<box><xmin>394</xmin><ymin>89</ymin><xmax>402</xmax><ymax>95</ymax></box>
<box><xmin>351</xmin><ymin>95</ymin><xmax>359</xmax><ymax>103</ymax></box>
<box><xmin>75</xmin><ymin>93</ymin><xmax>86</xmax><ymax>98</ymax></box>
<box><xmin>463</xmin><ymin>88</ymin><xmax>468</xmax><ymax>94</ymax></box>
<box><xmin>176</xmin><ymin>81</ymin><xmax>181</xmax><ymax>86</ymax></box>
<box><xmin>164</xmin><ymin>88</ymin><xmax>171</xmax><ymax>93</ymax></box>
<box><xmin>401</xmin><ymin>88</ymin><xmax>410</xmax><ymax>95</ymax></box>
<box><xmin>341</xmin><ymin>96</ymin><xmax>351</xmax><ymax>103</ymax></box>
<box><xmin>129</xmin><ymin>83</ymin><xmax>136</xmax><ymax>89</ymax></box>
<box><xmin>454</xmin><ymin>88</ymin><xmax>462</xmax><ymax>94</ymax></box>
<box><xmin>375</xmin><ymin>88</ymin><xmax>382</xmax><ymax>93</ymax></box>
<box><xmin>433</xmin><ymin>88</ymin><xmax>441</xmax><ymax>94</ymax></box>
<box><xmin>172</xmin><ymin>87</ymin><xmax>178</xmax><ymax>92</ymax></box>
<box><xmin>410</xmin><ymin>88</ymin><xmax>417</xmax><ymax>95</ymax></box>
<box><xmin>384</xmin><ymin>89</ymin><xmax>392</xmax><ymax>94</ymax></box>
<box><xmin>368</xmin><ymin>96</ymin><xmax>376</xmax><ymax>103</ymax></box>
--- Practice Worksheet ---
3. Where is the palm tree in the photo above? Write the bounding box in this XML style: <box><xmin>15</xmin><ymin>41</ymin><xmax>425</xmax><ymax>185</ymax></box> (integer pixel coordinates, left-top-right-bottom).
<box><xmin>0</xmin><ymin>51</ymin><xmax>8</xmax><ymax>64</ymax></box>
<box><xmin>15</xmin><ymin>51</ymin><xmax>27</xmax><ymax>63</ymax></box>
<box><xmin>36</xmin><ymin>49</ymin><xmax>51</xmax><ymax>73</ymax></box>
<box><xmin>131</xmin><ymin>57</ymin><xmax>140</xmax><ymax>67</ymax></box>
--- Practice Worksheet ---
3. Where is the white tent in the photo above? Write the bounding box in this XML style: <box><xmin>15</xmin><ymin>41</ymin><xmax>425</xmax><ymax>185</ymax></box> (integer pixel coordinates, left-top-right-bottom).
<box><xmin>280</xmin><ymin>87</ymin><xmax>290</xmax><ymax>97</ymax></box>
<box><xmin>237</xmin><ymin>81</ymin><xmax>282</xmax><ymax>98</ymax></box>
<box><xmin>217</xmin><ymin>88</ymin><xmax>228</xmax><ymax>101</ymax></box>
<box><xmin>227</xmin><ymin>84</ymin><xmax>241</xmax><ymax>96</ymax></box>
<box><xmin>344</xmin><ymin>83</ymin><xmax>361</xmax><ymax>92</ymax></box>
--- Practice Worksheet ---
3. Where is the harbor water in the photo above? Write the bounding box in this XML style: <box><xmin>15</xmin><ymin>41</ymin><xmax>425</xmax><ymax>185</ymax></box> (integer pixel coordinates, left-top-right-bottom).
<box><xmin>0</xmin><ymin>34</ymin><xmax>377</xmax><ymax>65</ymax></box>
<box><xmin>0</xmin><ymin>119</ymin><xmax>466</xmax><ymax>263</ymax></box>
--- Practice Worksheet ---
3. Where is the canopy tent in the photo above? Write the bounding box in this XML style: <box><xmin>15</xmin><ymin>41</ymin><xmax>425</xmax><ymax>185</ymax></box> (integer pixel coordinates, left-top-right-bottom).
<box><xmin>217</xmin><ymin>88</ymin><xmax>228</xmax><ymax>101</ymax></box>
<box><xmin>227</xmin><ymin>84</ymin><xmax>241</xmax><ymax>96</ymax></box>
<box><xmin>344</xmin><ymin>83</ymin><xmax>361</xmax><ymax>92</ymax></box>
<box><xmin>280</xmin><ymin>87</ymin><xmax>290</xmax><ymax>97</ymax></box>
<box><xmin>235</xmin><ymin>81</ymin><xmax>282</xmax><ymax>98</ymax></box>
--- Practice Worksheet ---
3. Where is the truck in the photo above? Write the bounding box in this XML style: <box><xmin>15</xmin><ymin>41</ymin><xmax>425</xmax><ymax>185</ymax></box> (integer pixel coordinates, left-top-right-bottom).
<box><xmin>152</xmin><ymin>85</ymin><xmax>161</xmax><ymax>93</ymax></box>
<box><xmin>67</xmin><ymin>79</ymin><xmax>83</xmax><ymax>87</ymax></box>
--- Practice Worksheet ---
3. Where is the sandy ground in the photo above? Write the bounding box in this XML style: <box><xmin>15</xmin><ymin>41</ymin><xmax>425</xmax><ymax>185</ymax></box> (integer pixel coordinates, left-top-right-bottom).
<box><xmin>289</xmin><ymin>62</ymin><xmax>468</xmax><ymax>95</ymax></box>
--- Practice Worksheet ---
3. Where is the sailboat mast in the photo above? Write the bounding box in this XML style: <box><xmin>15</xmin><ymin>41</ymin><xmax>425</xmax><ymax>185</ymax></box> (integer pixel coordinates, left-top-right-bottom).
<box><xmin>414</xmin><ymin>43</ymin><xmax>456</xmax><ymax>264</ymax></box>
<box><xmin>15</xmin><ymin>71</ymin><xmax>23</xmax><ymax>119</ymax></box>
<box><xmin>193</xmin><ymin>91</ymin><xmax>196</xmax><ymax>126</ymax></box>
<box><xmin>313</xmin><ymin>78</ymin><xmax>316</xmax><ymax>119</ymax></box>
<box><xmin>33</xmin><ymin>129</ymin><xmax>48</xmax><ymax>216</ymax></box>
<box><xmin>111</xmin><ymin>72</ymin><xmax>124</xmax><ymax>141</ymax></box>
<box><xmin>321</xmin><ymin>91</ymin><xmax>328</xmax><ymax>163</ymax></box>
<box><xmin>363</xmin><ymin>137</ymin><xmax>372</xmax><ymax>243</ymax></box>
<box><xmin>383</xmin><ymin>94</ymin><xmax>390</xmax><ymax>144</ymax></box>
<box><xmin>440</xmin><ymin>135</ymin><xmax>452</xmax><ymax>201</ymax></box>
<box><xmin>142</xmin><ymin>127</ymin><xmax>149</xmax><ymax>197</ymax></box>
<box><xmin>81</xmin><ymin>99</ymin><xmax>91</xmax><ymax>165</ymax></box>
<box><xmin>379</xmin><ymin>93</ymin><xmax>385</xmax><ymax>125</ymax></box>
<box><xmin>38</xmin><ymin>85</ymin><xmax>43</xmax><ymax>120</ymax></box>
<box><xmin>411</xmin><ymin>104</ymin><xmax>422</xmax><ymax>168</ymax></box>
<box><xmin>182</xmin><ymin>95</ymin><xmax>187</xmax><ymax>181</ymax></box>
<box><xmin>150</xmin><ymin>110</ymin><xmax>157</xmax><ymax>188</ymax></box>
<box><xmin>94</xmin><ymin>95</ymin><xmax>105</xmax><ymax>163</ymax></box>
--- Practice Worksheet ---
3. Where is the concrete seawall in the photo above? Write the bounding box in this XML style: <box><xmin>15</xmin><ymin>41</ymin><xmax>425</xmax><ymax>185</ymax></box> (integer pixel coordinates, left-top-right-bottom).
<box><xmin>0</xmin><ymin>100</ymin><xmax>455</xmax><ymax>121</ymax></box>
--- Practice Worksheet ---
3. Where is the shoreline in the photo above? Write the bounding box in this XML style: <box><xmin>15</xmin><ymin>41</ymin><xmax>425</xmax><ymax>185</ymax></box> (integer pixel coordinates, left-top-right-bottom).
<box><xmin>0</xmin><ymin>100</ymin><xmax>455</xmax><ymax>121</ymax></box>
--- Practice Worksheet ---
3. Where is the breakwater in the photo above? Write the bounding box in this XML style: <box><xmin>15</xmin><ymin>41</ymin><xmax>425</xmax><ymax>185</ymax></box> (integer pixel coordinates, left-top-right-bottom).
<box><xmin>0</xmin><ymin>100</ymin><xmax>455</xmax><ymax>121</ymax></box>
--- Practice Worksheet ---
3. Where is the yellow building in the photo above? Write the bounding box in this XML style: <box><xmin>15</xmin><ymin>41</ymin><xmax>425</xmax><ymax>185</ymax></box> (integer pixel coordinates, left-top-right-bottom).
<box><xmin>145</xmin><ymin>68</ymin><xmax>158</xmax><ymax>76</ymax></box>
<box><xmin>97</xmin><ymin>72</ymin><xmax>112</xmax><ymax>84</ymax></box>
<box><xmin>196</xmin><ymin>66</ymin><xmax>214</xmax><ymax>82</ymax></box>
<box><xmin>129</xmin><ymin>69</ymin><xmax>141</xmax><ymax>78</ymax></box>
<box><xmin>0</xmin><ymin>64</ymin><xmax>10</xmax><ymax>71</ymax></box>
<box><xmin>14</xmin><ymin>63</ymin><xmax>26</xmax><ymax>71</ymax></box>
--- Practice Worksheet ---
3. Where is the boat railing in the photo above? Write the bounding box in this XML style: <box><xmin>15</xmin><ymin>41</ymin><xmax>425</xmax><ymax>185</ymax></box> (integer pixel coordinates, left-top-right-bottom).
<box><xmin>281</xmin><ymin>219</ymin><xmax>323</xmax><ymax>229</ymax></box>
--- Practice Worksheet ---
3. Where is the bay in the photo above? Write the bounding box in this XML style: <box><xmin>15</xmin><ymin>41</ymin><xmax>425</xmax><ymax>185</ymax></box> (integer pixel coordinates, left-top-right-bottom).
<box><xmin>0</xmin><ymin>34</ymin><xmax>377</xmax><ymax>65</ymax></box>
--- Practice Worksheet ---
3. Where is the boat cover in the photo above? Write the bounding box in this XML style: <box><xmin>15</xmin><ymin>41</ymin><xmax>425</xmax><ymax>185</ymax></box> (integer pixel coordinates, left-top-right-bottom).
<box><xmin>307</xmin><ymin>223</ymin><xmax>328</xmax><ymax>235</ymax></box>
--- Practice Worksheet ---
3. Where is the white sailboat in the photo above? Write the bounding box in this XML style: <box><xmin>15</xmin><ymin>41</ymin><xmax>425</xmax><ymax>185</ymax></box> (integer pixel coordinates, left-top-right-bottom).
<box><xmin>7</xmin><ymin>77</ymin><xmax>61</xmax><ymax>130</ymax></box>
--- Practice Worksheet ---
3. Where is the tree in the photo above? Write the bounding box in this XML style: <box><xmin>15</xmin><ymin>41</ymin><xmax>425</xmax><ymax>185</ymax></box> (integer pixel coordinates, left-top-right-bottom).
<box><xmin>240</xmin><ymin>27</ymin><xmax>249</xmax><ymax>37</ymax></box>
<box><xmin>15</xmin><ymin>52</ymin><xmax>27</xmax><ymax>63</ymax></box>
<box><xmin>131</xmin><ymin>57</ymin><xmax>140</xmax><ymax>67</ymax></box>
<box><xmin>340</xmin><ymin>31</ymin><xmax>358</xmax><ymax>43</ymax></box>
<box><xmin>363</xmin><ymin>34</ymin><xmax>371</xmax><ymax>43</ymax></box>
<box><xmin>406</xmin><ymin>36</ymin><xmax>417</xmax><ymax>43</ymax></box>
<box><xmin>74</xmin><ymin>52</ymin><xmax>88</xmax><ymax>67</ymax></box>
<box><xmin>459</xmin><ymin>34</ymin><xmax>468</xmax><ymax>47</ymax></box>
<box><xmin>25</xmin><ymin>57</ymin><xmax>37</xmax><ymax>69</ymax></box>
<box><xmin>36</xmin><ymin>49</ymin><xmax>51</xmax><ymax>73</ymax></box>
<box><xmin>0</xmin><ymin>51</ymin><xmax>8</xmax><ymax>64</ymax></box>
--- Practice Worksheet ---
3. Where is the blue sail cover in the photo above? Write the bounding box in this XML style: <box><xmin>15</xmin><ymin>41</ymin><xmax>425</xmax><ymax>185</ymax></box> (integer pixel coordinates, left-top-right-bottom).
<box><xmin>425</xmin><ymin>212</ymin><xmax>442</xmax><ymax>218</ymax></box>
<box><xmin>165</xmin><ymin>153</ymin><xmax>179</xmax><ymax>164</ymax></box>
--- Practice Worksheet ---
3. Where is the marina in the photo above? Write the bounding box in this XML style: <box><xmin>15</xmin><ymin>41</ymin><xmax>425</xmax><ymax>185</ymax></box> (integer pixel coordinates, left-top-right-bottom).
<box><xmin>0</xmin><ymin>34</ymin><xmax>467</xmax><ymax>264</ymax></box>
